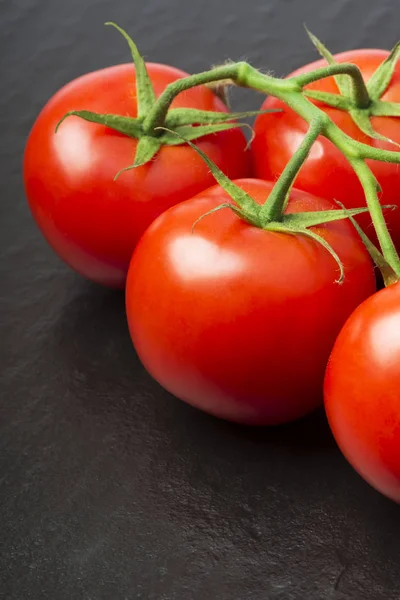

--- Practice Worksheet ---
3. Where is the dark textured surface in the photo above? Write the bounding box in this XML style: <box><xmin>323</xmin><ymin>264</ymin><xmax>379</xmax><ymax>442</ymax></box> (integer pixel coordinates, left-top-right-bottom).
<box><xmin>2</xmin><ymin>0</ymin><xmax>400</xmax><ymax>598</ymax></box>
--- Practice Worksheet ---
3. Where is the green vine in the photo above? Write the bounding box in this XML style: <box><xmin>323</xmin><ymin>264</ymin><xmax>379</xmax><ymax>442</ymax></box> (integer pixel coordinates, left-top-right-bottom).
<box><xmin>55</xmin><ymin>23</ymin><xmax>400</xmax><ymax>280</ymax></box>
<box><xmin>148</xmin><ymin>46</ymin><xmax>400</xmax><ymax>280</ymax></box>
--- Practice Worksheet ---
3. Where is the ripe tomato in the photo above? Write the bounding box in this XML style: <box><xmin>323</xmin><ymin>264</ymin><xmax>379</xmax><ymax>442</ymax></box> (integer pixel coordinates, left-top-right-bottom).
<box><xmin>324</xmin><ymin>282</ymin><xmax>400</xmax><ymax>502</ymax></box>
<box><xmin>126</xmin><ymin>179</ymin><xmax>375</xmax><ymax>425</ymax></box>
<box><xmin>24</xmin><ymin>63</ymin><xmax>251</xmax><ymax>288</ymax></box>
<box><xmin>252</xmin><ymin>50</ymin><xmax>400</xmax><ymax>248</ymax></box>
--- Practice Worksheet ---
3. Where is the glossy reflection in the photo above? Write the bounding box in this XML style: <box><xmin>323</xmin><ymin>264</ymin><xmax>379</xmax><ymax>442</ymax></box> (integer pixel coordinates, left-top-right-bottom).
<box><xmin>54</xmin><ymin>119</ymin><xmax>93</xmax><ymax>178</ymax></box>
<box><xmin>169</xmin><ymin>235</ymin><xmax>244</xmax><ymax>281</ymax></box>
<box><xmin>370</xmin><ymin>310</ymin><xmax>400</xmax><ymax>367</ymax></box>
<box><xmin>284</xmin><ymin>130</ymin><xmax>325</xmax><ymax>162</ymax></box>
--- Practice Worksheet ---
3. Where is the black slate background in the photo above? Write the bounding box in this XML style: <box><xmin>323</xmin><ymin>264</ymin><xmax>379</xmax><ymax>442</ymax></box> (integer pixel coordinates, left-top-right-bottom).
<box><xmin>2</xmin><ymin>0</ymin><xmax>400</xmax><ymax>598</ymax></box>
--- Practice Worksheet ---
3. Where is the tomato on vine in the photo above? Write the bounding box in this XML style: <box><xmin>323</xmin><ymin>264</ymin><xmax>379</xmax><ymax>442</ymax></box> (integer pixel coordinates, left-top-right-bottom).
<box><xmin>24</xmin><ymin>24</ymin><xmax>255</xmax><ymax>287</ymax></box>
<box><xmin>252</xmin><ymin>33</ymin><xmax>400</xmax><ymax>250</ymax></box>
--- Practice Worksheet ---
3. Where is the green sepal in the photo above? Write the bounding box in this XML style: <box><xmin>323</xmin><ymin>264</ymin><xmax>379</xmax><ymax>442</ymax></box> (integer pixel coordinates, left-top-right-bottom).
<box><xmin>165</xmin><ymin>108</ymin><xmax>277</xmax><ymax>128</ymax></box>
<box><xmin>303</xmin><ymin>89</ymin><xmax>352</xmax><ymax>110</ymax></box>
<box><xmin>281</xmin><ymin>206</ymin><xmax>370</xmax><ymax>229</ymax></box>
<box><xmin>55</xmin><ymin>110</ymin><xmax>255</xmax><ymax>146</ymax></box>
<box><xmin>113</xmin><ymin>136</ymin><xmax>161</xmax><ymax>178</ymax></box>
<box><xmin>156</xmin><ymin>127</ymin><xmax>260</xmax><ymax>218</ymax></box>
<box><xmin>266</xmin><ymin>221</ymin><xmax>345</xmax><ymax>284</ymax></box>
<box><xmin>370</xmin><ymin>100</ymin><xmax>400</xmax><ymax>117</ymax></box>
<box><xmin>105</xmin><ymin>22</ymin><xmax>156</xmax><ymax>117</ymax></box>
<box><xmin>191</xmin><ymin>202</ymin><xmax>259</xmax><ymax>232</ymax></box>
<box><xmin>55</xmin><ymin>110</ymin><xmax>142</xmax><ymax>138</ymax></box>
<box><xmin>367</xmin><ymin>41</ymin><xmax>400</xmax><ymax>101</ymax></box>
<box><xmin>350</xmin><ymin>109</ymin><xmax>400</xmax><ymax>147</ymax></box>
<box><xmin>127</xmin><ymin>136</ymin><xmax>161</xmax><ymax>173</ymax></box>
<box><xmin>297</xmin><ymin>227</ymin><xmax>345</xmax><ymax>284</ymax></box>
<box><xmin>160</xmin><ymin>122</ymin><xmax>252</xmax><ymax>145</ymax></box>
<box><xmin>335</xmin><ymin>201</ymin><xmax>399</xmax><ymax>286</ymax></box>
<box><xmin>305</xmin><ymin>27</ymin><xmax>350</xmax><ymax>97</ymax></box>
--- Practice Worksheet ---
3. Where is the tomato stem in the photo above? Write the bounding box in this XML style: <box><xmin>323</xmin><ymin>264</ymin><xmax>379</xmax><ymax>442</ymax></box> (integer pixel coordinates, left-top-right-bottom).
<box><xmin>292</xmin><ymin>63</ymin><xmax>371</xmax><ymax>109</ymax></box>
<box><xmin>236</xmin><ymin>64</ymin><xmax>400</xmax><ymax>278</ymax></box>
<box><xmin>258</xmin><ymin>119</ymin><xmax>323</xmax><ymax>226</ymax></box>
<box><xmin>143</xmin><ymin>63</ymin><xmax>242</xmax><ymax>134</ymax></box>
<box><xmin>346</xmin><ymin>159</ymin><xmax>400</xmax><ymax>278</ymax></box>
<box><xmin>334</xmin><ymin>201</ymin><xmax>400</xmax><ymax>286</ymax></box>
<box><xmin>146</xmin><ymin>58</ymin><xmax>400</xmax><ymax>277</ymax></box>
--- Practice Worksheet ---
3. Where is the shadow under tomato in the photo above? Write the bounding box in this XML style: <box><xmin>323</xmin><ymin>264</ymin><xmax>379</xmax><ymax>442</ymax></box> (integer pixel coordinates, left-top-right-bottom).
<box><xmin>52</xmin><ymin>278</ymin><xmax>336</xmax><ymax>453</ymax></box>
<box><xmin>228</xmin><ymin>407</ymin><xmax>336</xmax><ymax>450</ymax></box>
<box><xmin>172</xmin><ymin>401</ymin><xmax>337</xmax><ymax>452</ymax></box>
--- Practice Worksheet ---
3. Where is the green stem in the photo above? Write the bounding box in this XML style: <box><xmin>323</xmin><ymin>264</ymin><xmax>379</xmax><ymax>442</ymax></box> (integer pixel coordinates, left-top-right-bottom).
<box><xmin>259</xmin><ymin>119</ymin><xmax>323</xmax><ymax>225</ymax></box>
<box><xmin>143</xmin><ymin>63</ymin><xmax>243</xmax><ymax>134</ymax></box>
<box><xmin>236</xmin><ymin>63</ymin><xmax>321</xmax><ymax>117</ymax></box>
<box><xmin>346</xmin><ymin>158</ymin><xmax>400</xmax><ymax>277</ymax></box>
<box><xmin>139</xmin><ymin>58</ymin><xmax>400</xmax><ymax>275</ymax></box>
<box><xmin>148</xmin><ymin>60</ymin><xmax>400</xmax><ymax>165</ymax></box>
<box><xmin>235</xmin><ymin>63</ymin><xmax>400</xmax><ymax>276</ymax></box>
<box><xmin>292</xmin><ymin>63</ymin><xmax>371</xmax><ymax>109</ymax></box>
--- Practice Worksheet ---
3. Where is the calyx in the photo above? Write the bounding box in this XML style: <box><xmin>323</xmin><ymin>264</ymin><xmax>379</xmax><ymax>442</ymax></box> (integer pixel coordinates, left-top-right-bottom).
<box><xmin>55</xmin><ymin>22</ymin><xmax>273</xmax><ymax>176</ymax></box>
<box><xmin>304</xmin><ymin>28</ymin><xmax>400</xmax><ymax>147</ymax></box>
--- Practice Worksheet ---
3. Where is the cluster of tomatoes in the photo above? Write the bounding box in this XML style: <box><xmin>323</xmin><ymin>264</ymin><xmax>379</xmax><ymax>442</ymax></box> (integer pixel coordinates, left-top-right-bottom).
<box><xmin>24</xmin><ymin>30</ymin><xmax>400</xmax><ymax>503</ymax></box>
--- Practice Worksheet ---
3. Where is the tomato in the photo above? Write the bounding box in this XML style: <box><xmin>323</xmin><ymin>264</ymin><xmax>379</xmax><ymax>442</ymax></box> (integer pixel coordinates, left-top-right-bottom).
<box><xmin>126</xmin><ymin>179</ymin><xmax>375</xmax><ymax>425</ymax></box>
<box><xmin>324</xmin><ymin>282</ymin><xmax>400</xmax><ymax>502</ymax></box>
<box><xmin>24</xmin><ymin>63</ymin><xmax>251</xmax><ymax>288</ymax></box>
<box><xmin>252</xmin><ymin>50</ymin><xmax>400</xmax><ymax>248</ymax></box>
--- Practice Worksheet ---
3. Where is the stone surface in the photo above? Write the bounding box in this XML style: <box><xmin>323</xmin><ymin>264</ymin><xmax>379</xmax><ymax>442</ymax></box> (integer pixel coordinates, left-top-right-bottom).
<box><xmin>1</xmin><ymin>0</ymin><xmax>400</xmax><ymax>598</ymax></box>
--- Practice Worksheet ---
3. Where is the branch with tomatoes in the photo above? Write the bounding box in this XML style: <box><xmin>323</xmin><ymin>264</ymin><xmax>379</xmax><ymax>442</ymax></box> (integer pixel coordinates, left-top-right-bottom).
<box><xmin>24</xmin><ymin>23</ymin><xmax>400</xmax><ymax>503</ymax></box>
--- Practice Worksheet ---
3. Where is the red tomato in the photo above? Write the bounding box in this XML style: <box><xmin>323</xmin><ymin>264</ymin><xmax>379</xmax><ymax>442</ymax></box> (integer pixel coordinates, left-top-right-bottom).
<box><xmin>126</xmin><ymin>179</ymin><xmax>375</xmax><ymax>425</ymax></box>
<box><xmin>324</xmin><ymin>281</ymin><xmax>400</xmax><ymax>502</ymax></box>
<box><xmin>24</xmin><ymin>63</ymin><xmax>251</xmax><ymax>288</ymax></box>
<box><xmin>252</xmin><ymin>50</ymin><xmax>400</xmax><ymax>248</ymax></box>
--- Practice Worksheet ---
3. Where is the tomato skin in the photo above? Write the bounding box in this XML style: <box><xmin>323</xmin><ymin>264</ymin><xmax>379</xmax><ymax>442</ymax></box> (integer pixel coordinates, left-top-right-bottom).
<box><xmin>252</xmin><ymin>49</ymin><xmax>400</xmax><ymax>248</ymax></box>
<box><xmin>126</xmin><ymin>179</ymin><xmax>375</xmax><ymax>425</ymax></box>
<box><xmin>324</xmin><ymin>282</ymin><xmax>400</xmax><ymax>502</ymax></box>
<box><xmin>24</xmin><ymin>63</ymin><xmax>251</xmax><ymax>288</ymax></box>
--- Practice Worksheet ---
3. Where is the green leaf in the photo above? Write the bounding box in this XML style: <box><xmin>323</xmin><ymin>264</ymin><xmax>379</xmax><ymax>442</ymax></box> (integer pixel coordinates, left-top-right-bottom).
<box><xmin>303</xmin><ymin>89</ymin><xmax>351</xmax><ymax>111</ymax></box>
<box><xmin>161</xmin><ymin>122</ymin><xmax>252</xmax><ymax>145</ymax></box>
<box><xmin>55</xmin><ymin>110</ymin><xmax>142</xmax><ymax>138</ymax></box>
<box><xmin>156</xmin><ymin>127</ymin><xmax>260</xmax><ymax>217</ymax></box>
<box><xmin>350</xmin><ymin>109</ymin><xmax>400</xmax><ymax>147</ymax></box>
<box><xmin>282</xmin><ymin>206</ymin><xmax>370</xmax><ymax>229</ymax></box>
<box><xmin>106</xmin><ymin>22</ymin><xmax>156</xmax><ymax>117</ymax></box>
<box><xmin>370</xmin><ymin>100</ymin><xmax>400</xmax><ymax>117</ymax></box>
<box><xmin>304</xmin><ymin>27</ymin><xmax>350</xmax><ymax>97</ymax></box>
<box><xmin>165</xmin><ymin>108</ymin><xmax>278</xmax><ymax>128</ymax></box>
<box><xmin>367</xmin><ymin>41</ymin><xmax>400</xmax><ymax>100</ymax></box>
